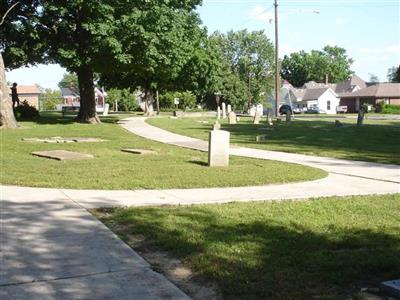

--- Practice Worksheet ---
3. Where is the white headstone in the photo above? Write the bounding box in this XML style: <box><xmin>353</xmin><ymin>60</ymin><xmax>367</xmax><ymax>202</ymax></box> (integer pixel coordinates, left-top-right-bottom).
<box><xmin>217</xmin><ymin>107</ymin><xmax>221</xmax><ymax>120</ymax></box>
<box><xmin>267</xmin><ymin>114</ymin><xmax>273</xmax><ymax>126</ymax></box>
<box><xmin>102</xmin><ymin>103</ymin><xmax>110</xmax><ymax>116</ymax></box>
<box><xmin>221</xmin><ymin>102</ymin><xmax>226</xmax><ymax>119</ymax></box>
<box><xmin>253</xmin><ymin>112</ymin><xmax>261</xmax><ymax>124</ymax></box>
<box><xmin>213</xmin><ymin>121</ymin><xmax>221</xmax><ymax>130</ymax></box>
<box><xmin>227</xmin><ymin>104</ymin><xmax>232</xmax><ymax>114</ymax></box>
<box><xmin>228</xmin><ymin>111</ymin><xmax>237</xmax><ymax>124</ymax></box>
<box><xmin>208</xmin><ymin>130</ymin><xmax>230</xmax><ymax>167</ymax></box>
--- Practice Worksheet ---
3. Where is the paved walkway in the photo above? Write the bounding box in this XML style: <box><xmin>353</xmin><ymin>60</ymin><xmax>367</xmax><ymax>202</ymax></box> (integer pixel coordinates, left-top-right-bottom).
<box><xmin>1</xmin><ymin>116</ymin><xmax>399</xmax><ymax>299</ymax></box>
<box><xmin>0</xmin><ymin>186</ymin><xmax>189</xmax><ymax>299</ymax></box>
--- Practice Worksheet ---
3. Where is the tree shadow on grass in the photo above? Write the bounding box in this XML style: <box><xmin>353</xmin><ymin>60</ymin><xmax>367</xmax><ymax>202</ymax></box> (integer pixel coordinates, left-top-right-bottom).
<box><xmin>99</xmin><ymin>205</ymin><xmax>400</xmax><ymax>300</ymax></box>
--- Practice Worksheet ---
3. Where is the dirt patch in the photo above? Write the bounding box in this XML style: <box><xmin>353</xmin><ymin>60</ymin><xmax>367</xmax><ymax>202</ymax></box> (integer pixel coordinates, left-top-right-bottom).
<box><xmin>124</xmin><ymin>233</ymin><xmax>221</xmax><ymax>300</ymax></box>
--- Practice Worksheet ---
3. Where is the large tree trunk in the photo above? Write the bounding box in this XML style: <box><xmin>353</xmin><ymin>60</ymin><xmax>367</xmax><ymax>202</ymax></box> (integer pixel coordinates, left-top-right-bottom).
<box><xmin>76</xmin><ymin>66</ymin><xmax>100</xmax><ymax>124</ymax></box>
<box><xmin>0</xmin><ymin>53</ymin><xmax>18</xmax><ymax>128</ymax></box>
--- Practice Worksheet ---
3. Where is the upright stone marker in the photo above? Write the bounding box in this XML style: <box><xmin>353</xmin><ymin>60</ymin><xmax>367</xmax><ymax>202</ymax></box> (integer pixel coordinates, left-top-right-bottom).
<box><xmin>217</xmin><ymin>107</ymin><xmax>221</xmax><ymax>120</ymax></box>
<box><xmin>227</xmin><ymin>104</ymin><xmax>232</xmax><ymax>114</ymax></box>
<box><xmin>253</xmin><ymin>112</ymin><xmax>261</xmax><ymax>124</ymax></box>
<box><xmin>208</xmin><ymin>130</ymin><xmax>230</xmax><ymax>167</ymax></box>
<box><xmin>228</xmin><ymin>111</ymin><xmax>237</xmax><ymax>124</ymax></box>
<box><xmin>285</xmin><ymin>112</ymin><xmax>292</xmax><ymax>122</ymax></box>
<box><xmin>213</xmin><ymin>121</ymin><xmax>221</xmax><ymax>130</ymax></box>
<box><xmin>221</xmin><ymin>102</ymin><xmax>226</xmax><ymax>119</ymax></box>
<box><xmin>267</xmin><ymin>113</ymin><xmax>273</xmax><ymax>126</ymax></box>
<box><xmin>357</xmin><ymin>107</ymin><xmax>365</xmax><ymax>126</ymax></box>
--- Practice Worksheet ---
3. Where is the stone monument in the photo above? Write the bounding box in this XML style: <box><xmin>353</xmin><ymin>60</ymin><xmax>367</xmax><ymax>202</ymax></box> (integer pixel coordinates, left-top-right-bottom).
<box><xmin>208</xmin><ymin>130</ymin><xmax>230</xmax><ymax>167</ymax></box>
<box><xmin>228</xmin><ymin>111</ymin><xmax>237</xmax><ymax>124</ymax></box>
<box><xmin>227</xmin><ymin>104</ymin><xmax>232</xmax><ymax>114</ymax></box>
<box><xmin>221</xmin><ymin>102</ymin><xmax>226</xmax><ymax>119</ymax></box>
<box><xmin>213</xmin><ymin>121</ymin><xmax>221</xmax><ymax>130</ymax></box>
<box><xmin>217</xmin><ymin>106</ymin><xmax>221</xmax><ymax>120</ymax></box>
<box><xmin>253</xmin><ymin>112</ymin><xmax>261</xmax><ymax>124</ymax></box>
<box><xmin>285</xmin><ymin>112</ymin><xmax>292</xmax><ymax>122</ymax></box>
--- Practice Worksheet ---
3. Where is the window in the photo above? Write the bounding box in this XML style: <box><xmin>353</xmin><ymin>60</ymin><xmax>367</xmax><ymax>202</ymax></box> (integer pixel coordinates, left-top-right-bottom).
<box><xmin>327</xmin><ymin>101</ymin><xmax>331</xmax><ymax>110</ymax></box>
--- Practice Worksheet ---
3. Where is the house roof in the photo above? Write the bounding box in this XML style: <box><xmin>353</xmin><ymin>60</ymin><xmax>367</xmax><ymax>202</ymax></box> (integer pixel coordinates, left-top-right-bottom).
<box><xmin>302</xmin><ymin>87</ymin><xmax>331</xmax><ymax>101</ymax></box>
<box><xmin>60</xmin><ymin>87</ymin><xmax>79</xmax><ymax>97</ymax></box>
<box><xmin>340</xmin><ymin>83</ymin><xmax>400</xmax><ymax>98</ymax></box>
<box><xmin>291</xmin><ymin>88</ymin><xmax>306</xmax><ymax>99</ymax></box>
<box><xmin>335</xmin><ymin>74</ymin><xmax>367</xmax><ymax>94</ymax></box>
<box><xmin>9</xmin><ymin>85</ymin><xmax>41</xmax><ymax>95</ymax></box>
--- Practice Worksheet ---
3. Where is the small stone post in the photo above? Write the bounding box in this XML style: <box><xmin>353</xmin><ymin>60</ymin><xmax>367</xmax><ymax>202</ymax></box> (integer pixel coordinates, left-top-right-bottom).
<box><xmin>285</xmin><ymin>112</ymin><xmax>292</xmax><ymax>122</ymax></box>
<box><xmin>208</xmin><ymin>130</ymin><xmax>230</xmax><ymax>167</ymax></box>
<box><xmin>221</xmin><ymin>102</ymin><xmax>226</xmax><ymax>119</ymax></box>
<box><xmin>253</xmin><ymin>112</ymin><xmax>261</xmax><ymax>124</ymax></box>
<box><xmin>228</xmin><ymin>111</ymin><xmax>237</xmax><ymax>124</ymax></box>
<box><xmin>357</xmin><ymin>107</ymin><xmax>365</xmax><ymax>126</ymax></box>
<box><xmin>217</xmin><ymin>106</ymin><xmax>221</xmax><ymax>120</ymax></box>
<box><xmin>227</xmin><ymin>104</ymin><xmax>232</xmax><ymax>114</ymax></box>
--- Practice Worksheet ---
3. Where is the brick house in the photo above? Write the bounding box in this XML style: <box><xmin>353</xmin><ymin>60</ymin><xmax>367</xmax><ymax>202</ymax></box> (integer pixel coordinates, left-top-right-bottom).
<box><xmin>9</xmin><ymin>85</ymin><xmax>41</xmax><ymax>108</ymax></box>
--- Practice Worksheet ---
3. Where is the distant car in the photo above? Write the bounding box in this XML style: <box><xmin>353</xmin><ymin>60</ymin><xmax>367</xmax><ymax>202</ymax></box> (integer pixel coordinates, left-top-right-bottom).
<box><xmin>292</xmin><ymin>107</ymin><xmax>307</xmax><ymax>114</ymax></box>
<box><xmin>279</xmin><ymin>104</ymin><xmax>292</xmax><ymax>115</ymax></box>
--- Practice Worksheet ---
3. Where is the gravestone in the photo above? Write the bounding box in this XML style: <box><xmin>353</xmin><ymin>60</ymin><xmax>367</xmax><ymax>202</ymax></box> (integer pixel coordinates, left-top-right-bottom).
<box><xmin>23</xmin><ymin>137</ymin><xmax>106</xmax><ymax>143</ymax></box>
<box><xmin>173</xmin><ymin>110</ymin><xmax>184</xmax><ymax>117</ymax></box>
<box><xmin>212</xmin><ymin>121</ymin><xmax>221</xmax><ymax>130</ymax></box>
<box><xmin>253</xmin><ymin>112</ymin><xmax>261</xmax><ymax>124</ymax></box>
<box><xmin>227</xmin><ymin>104</ymin><xmax>232</xmax><ymax>114</ymax></box>
<box><xmin>121</xmin><ymin>148</ymin><xmax>157</xmax><ymax>155</ymax></box>
<box><xmin>267</xmin><ymin>113</ymin><xmax>273</xmax><ymax>126</ymax></box>
<box><xmin>208</xmin><ymin>130</ymin><xmax>230</xmax><ymax>167</ymax></box>
<box><xmin>31</xmin><ymin>150</ymin><xmax>94</xmax><ymax>160</ymax></box>
<box><xmin>228</xmin><ymin>111</ymin><xmax>237</xmax><ymax>124</ymax></box>
<box><xmin>217</xmin><ymin>107</ymin><xmax>221</xmax><ymax>120</ymax></box>
<box><xmin>103</xmin><ymin>103</ymin><xmax>110</xmax><ymax>116</ymax></box>
<box><xmin>256</xmin><ymin>135</ymin><xmax>267</xmax><ymax>142</ymax></box>
<box><xmin>285</xmin><ymin>112</ymin><xmax>292</xmax><ymax>123</ymax></box>
<box><xmin>221</xmin><ymin>102</ymin><xmax>226</xmax><ymax>119</ymax></box>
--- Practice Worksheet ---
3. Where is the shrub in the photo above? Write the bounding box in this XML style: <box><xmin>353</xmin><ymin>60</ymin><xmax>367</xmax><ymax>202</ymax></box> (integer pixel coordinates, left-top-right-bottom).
<box><xmin>159</xmin><ymin>91</ymin><xmax>197</xmax><ymax>110</ymax></box>
<box><xmin>14</xmin><ymin>100</ymin><xmax>39</xmax><ymax>119</ymax></box>
<box><xmin>106</xmin><ymin>88</ymin><xmax>139</xmax><ymax>111</ymax></box>
<box><xmin>381</xmin><ymin>104</ymin><xmax>400</xmax><ymax>114</ymax></box>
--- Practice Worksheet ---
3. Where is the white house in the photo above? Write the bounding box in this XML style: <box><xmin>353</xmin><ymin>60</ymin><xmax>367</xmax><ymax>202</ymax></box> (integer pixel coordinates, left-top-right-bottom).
<box><xmin>297</xmin><ymin>87</ymin><xmax>339</xmax><ymax>114</ymax></box>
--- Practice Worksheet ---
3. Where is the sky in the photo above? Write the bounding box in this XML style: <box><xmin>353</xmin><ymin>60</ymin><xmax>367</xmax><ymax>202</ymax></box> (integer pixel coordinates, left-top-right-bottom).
<box><xmin>5</xmin><ymin>0</ymin><xmax>400</xmax><ymax>90</ymax></box>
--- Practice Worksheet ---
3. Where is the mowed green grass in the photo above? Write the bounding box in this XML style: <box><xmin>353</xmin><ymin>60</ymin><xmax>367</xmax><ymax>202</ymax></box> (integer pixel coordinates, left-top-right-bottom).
<box><xmin>94</xmin><ymin>194</ymin><xmax>400</xmax><ymax>299</ymax></box>
<box><xmin>147</xmin><ymin>116</ymin><xmax>400</xmax><ymax>164</ymax></box>
<box><xmin>0</xmin><ymin>113</ymin><xmax>326</xmax><ymax>189</ymax></box>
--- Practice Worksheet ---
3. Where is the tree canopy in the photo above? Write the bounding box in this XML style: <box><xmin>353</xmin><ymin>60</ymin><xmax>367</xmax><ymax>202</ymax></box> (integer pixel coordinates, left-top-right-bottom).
<box><xmin>1</xmin><ymin>0</ymin><xmax>202</xmax><ymax>122</ymax></box>
<box><xmin>281</xmin><ymin>45</ymin><xmax>354</xmax><ymax>87</ymax></box>
<box><xmin>387</xmin><ymin>65</ymin><xmax>400</xmax><ymax>83</ymax></box>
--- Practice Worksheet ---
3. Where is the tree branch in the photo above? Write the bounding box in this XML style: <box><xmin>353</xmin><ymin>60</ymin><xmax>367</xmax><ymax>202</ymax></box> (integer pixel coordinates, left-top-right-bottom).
<box><xmin>0</xmin><ymin>1</ymin><xmax>20</xmax><ymax>26</ymax></box>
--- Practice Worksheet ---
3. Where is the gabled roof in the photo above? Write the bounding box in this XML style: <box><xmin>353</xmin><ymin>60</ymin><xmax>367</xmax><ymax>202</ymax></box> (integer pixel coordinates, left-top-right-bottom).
<box><xmin>9</xmin><ymin>85</ymin><xmax>41</xmax><ymax>94</ymax></box>
<box><xmin>335</xmin><ymin>74</ymin><xmax>367</xmax><ymax>94</ymax></box>
<box><xmin>340</xmin><ymin>83</ymin><xmax>400</xmax><ymax>98</ymax></box>
<box><xmin>60</xmin><ymin>87</ymin><xmax>79</xmax><ymax>97</ymax></box>
<box><xmin>302</xmin><ymin>87</ymin><xmax>331</xmax><ymax>101</ymax></box>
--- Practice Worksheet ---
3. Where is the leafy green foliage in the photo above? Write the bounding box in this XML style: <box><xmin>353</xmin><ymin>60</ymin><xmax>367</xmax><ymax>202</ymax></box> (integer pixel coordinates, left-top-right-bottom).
<box><xmin>106</xmin><ymin>88</ymin><xmax>139</xmax><ymax>112</ymax></box>
<box><xmin>58</xmin><ymin>73</ymin><xmax>79</xmax><ymax>91</ymax></box>
<box><xmin>381</xmin><ymin>104</ymin><xmax>400</xmax><ymax>114</ymax></box>
<box><xmin>387</xmin><ymin>65</ymin><xmax>400</xmax><ymax>82</ymax></box>
<box><xmin>281</xmin><ymin>46</ymin><xmax>354</xmax><ymax>87</ymax></box>
<box><xmin>41</xmin><ymin>89</ymin><xmax>63</xmax><ymax>111</ymax></box>
<box><xmin>14</xmin><ymin>100</ymin><xmax>39</xmax><ymax>119</ymax></box>
<box><xmin>159</xmin><ymin>91</ymin><xmax>197</xmax><ymax>110</ymax></box>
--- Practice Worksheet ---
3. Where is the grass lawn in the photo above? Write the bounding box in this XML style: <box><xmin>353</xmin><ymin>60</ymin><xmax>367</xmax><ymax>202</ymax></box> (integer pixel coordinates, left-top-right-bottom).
<box><xmin>94</xmin><ymin>194</ymin><xmax>400</xmax><ymax>300</ymax></box>
<box><xmin>0</xmin><ymin>113</ymin><xmax>326</xmax><ymax>189</ymax></box>
<box><xmin>147</xmin><ymin>116</ymin><xmax>400</xmax><ymax>164</ymax></box>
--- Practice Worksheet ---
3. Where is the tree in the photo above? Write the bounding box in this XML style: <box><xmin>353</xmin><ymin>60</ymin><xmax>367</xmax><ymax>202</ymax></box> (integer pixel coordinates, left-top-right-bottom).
<box><xmin>387</xmin><ymin>65</ymin><xmax>400</xmax><ymax>82</ymax></box>
<box><xmin>1</xmin><ymin>0</ymin><xmax>201</xmax><ymax>123</ymax></box>
<box><xmin>106</xmin><ymin>88</ymin><xmax>139</xmax><ymax>112</ymax></box>
<box><xmin>0</xmin><ymin>2</ymin><xmax>18</xmax><ymax>128</ymax></box>
<box><xmin>58</xmin><ymin>73</ymin><xmax>79</xmax><ymax>91</ymax></box>
<box><xmin>281</xmin><ymin>45</ymin><xmax>354</xmax><ymax>87</ymax></box>
<box><xmin>368</xmin><ymin>73</ymin><xmax>379</xmax><ymax>83</ymax></box>
<box><xmin>41</xmin><ymin>88</ymin><xmax>62</xmax><ymax>111</ymax></box>
<box><xmin>100</xmin><ymin>4</ymin><xmax>203</xmax><ymax>114</ymax></box>
<box><xmin>210</xmin><ymin>30</ymin><xmax>275</xmax><ymax>107</ymax></box>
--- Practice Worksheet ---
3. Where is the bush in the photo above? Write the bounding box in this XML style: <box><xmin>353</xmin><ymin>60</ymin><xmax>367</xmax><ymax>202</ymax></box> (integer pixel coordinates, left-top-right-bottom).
<box><xmin>14</xmin><ymin>100</ymin><xmax>39</xmax><ymax>119</ymax></box>
<box><xmin>381</xmin><ymin>104</ymin><xmax>400</xmax><ymax>114</ymax></box>
<box><xmin>106</xmin><ymin>88</ymin><xmax>139</xmax><ymax>111</ymax></box>
<box><xmin>159</xmin><ymin>91</ymin><xmax>197</xmax><ymax>110</ymax></box>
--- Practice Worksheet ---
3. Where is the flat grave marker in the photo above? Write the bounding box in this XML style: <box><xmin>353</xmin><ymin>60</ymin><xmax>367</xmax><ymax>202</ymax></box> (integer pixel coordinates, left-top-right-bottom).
<box><xmin>121</xmin><ymin>148</ymin><xmax>158</xmax><ymax>155</ymax></box>
<box><xmin>31</xmin><ymin>150</ymin><xmax>94</xmax><ymax>161</ymax></box>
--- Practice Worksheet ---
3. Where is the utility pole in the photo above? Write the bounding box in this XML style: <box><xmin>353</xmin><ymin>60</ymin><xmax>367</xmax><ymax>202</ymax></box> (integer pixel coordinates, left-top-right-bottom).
<box><xmin>274</xmin><ymin>0</ymin><xmax>279</xmax><ymax>117</ymax></box>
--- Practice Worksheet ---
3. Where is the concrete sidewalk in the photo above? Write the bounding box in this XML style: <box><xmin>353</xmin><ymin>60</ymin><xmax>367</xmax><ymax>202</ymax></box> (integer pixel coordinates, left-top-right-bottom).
<box><xmin>0</xmin><ymin>187</ymin><xmax>189</xmax><ymax>300</ymax></box>
<box><xmin>119</xmin><ymin>117</ymin><xmax>400</xmax><ymax>183</ymax></box>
